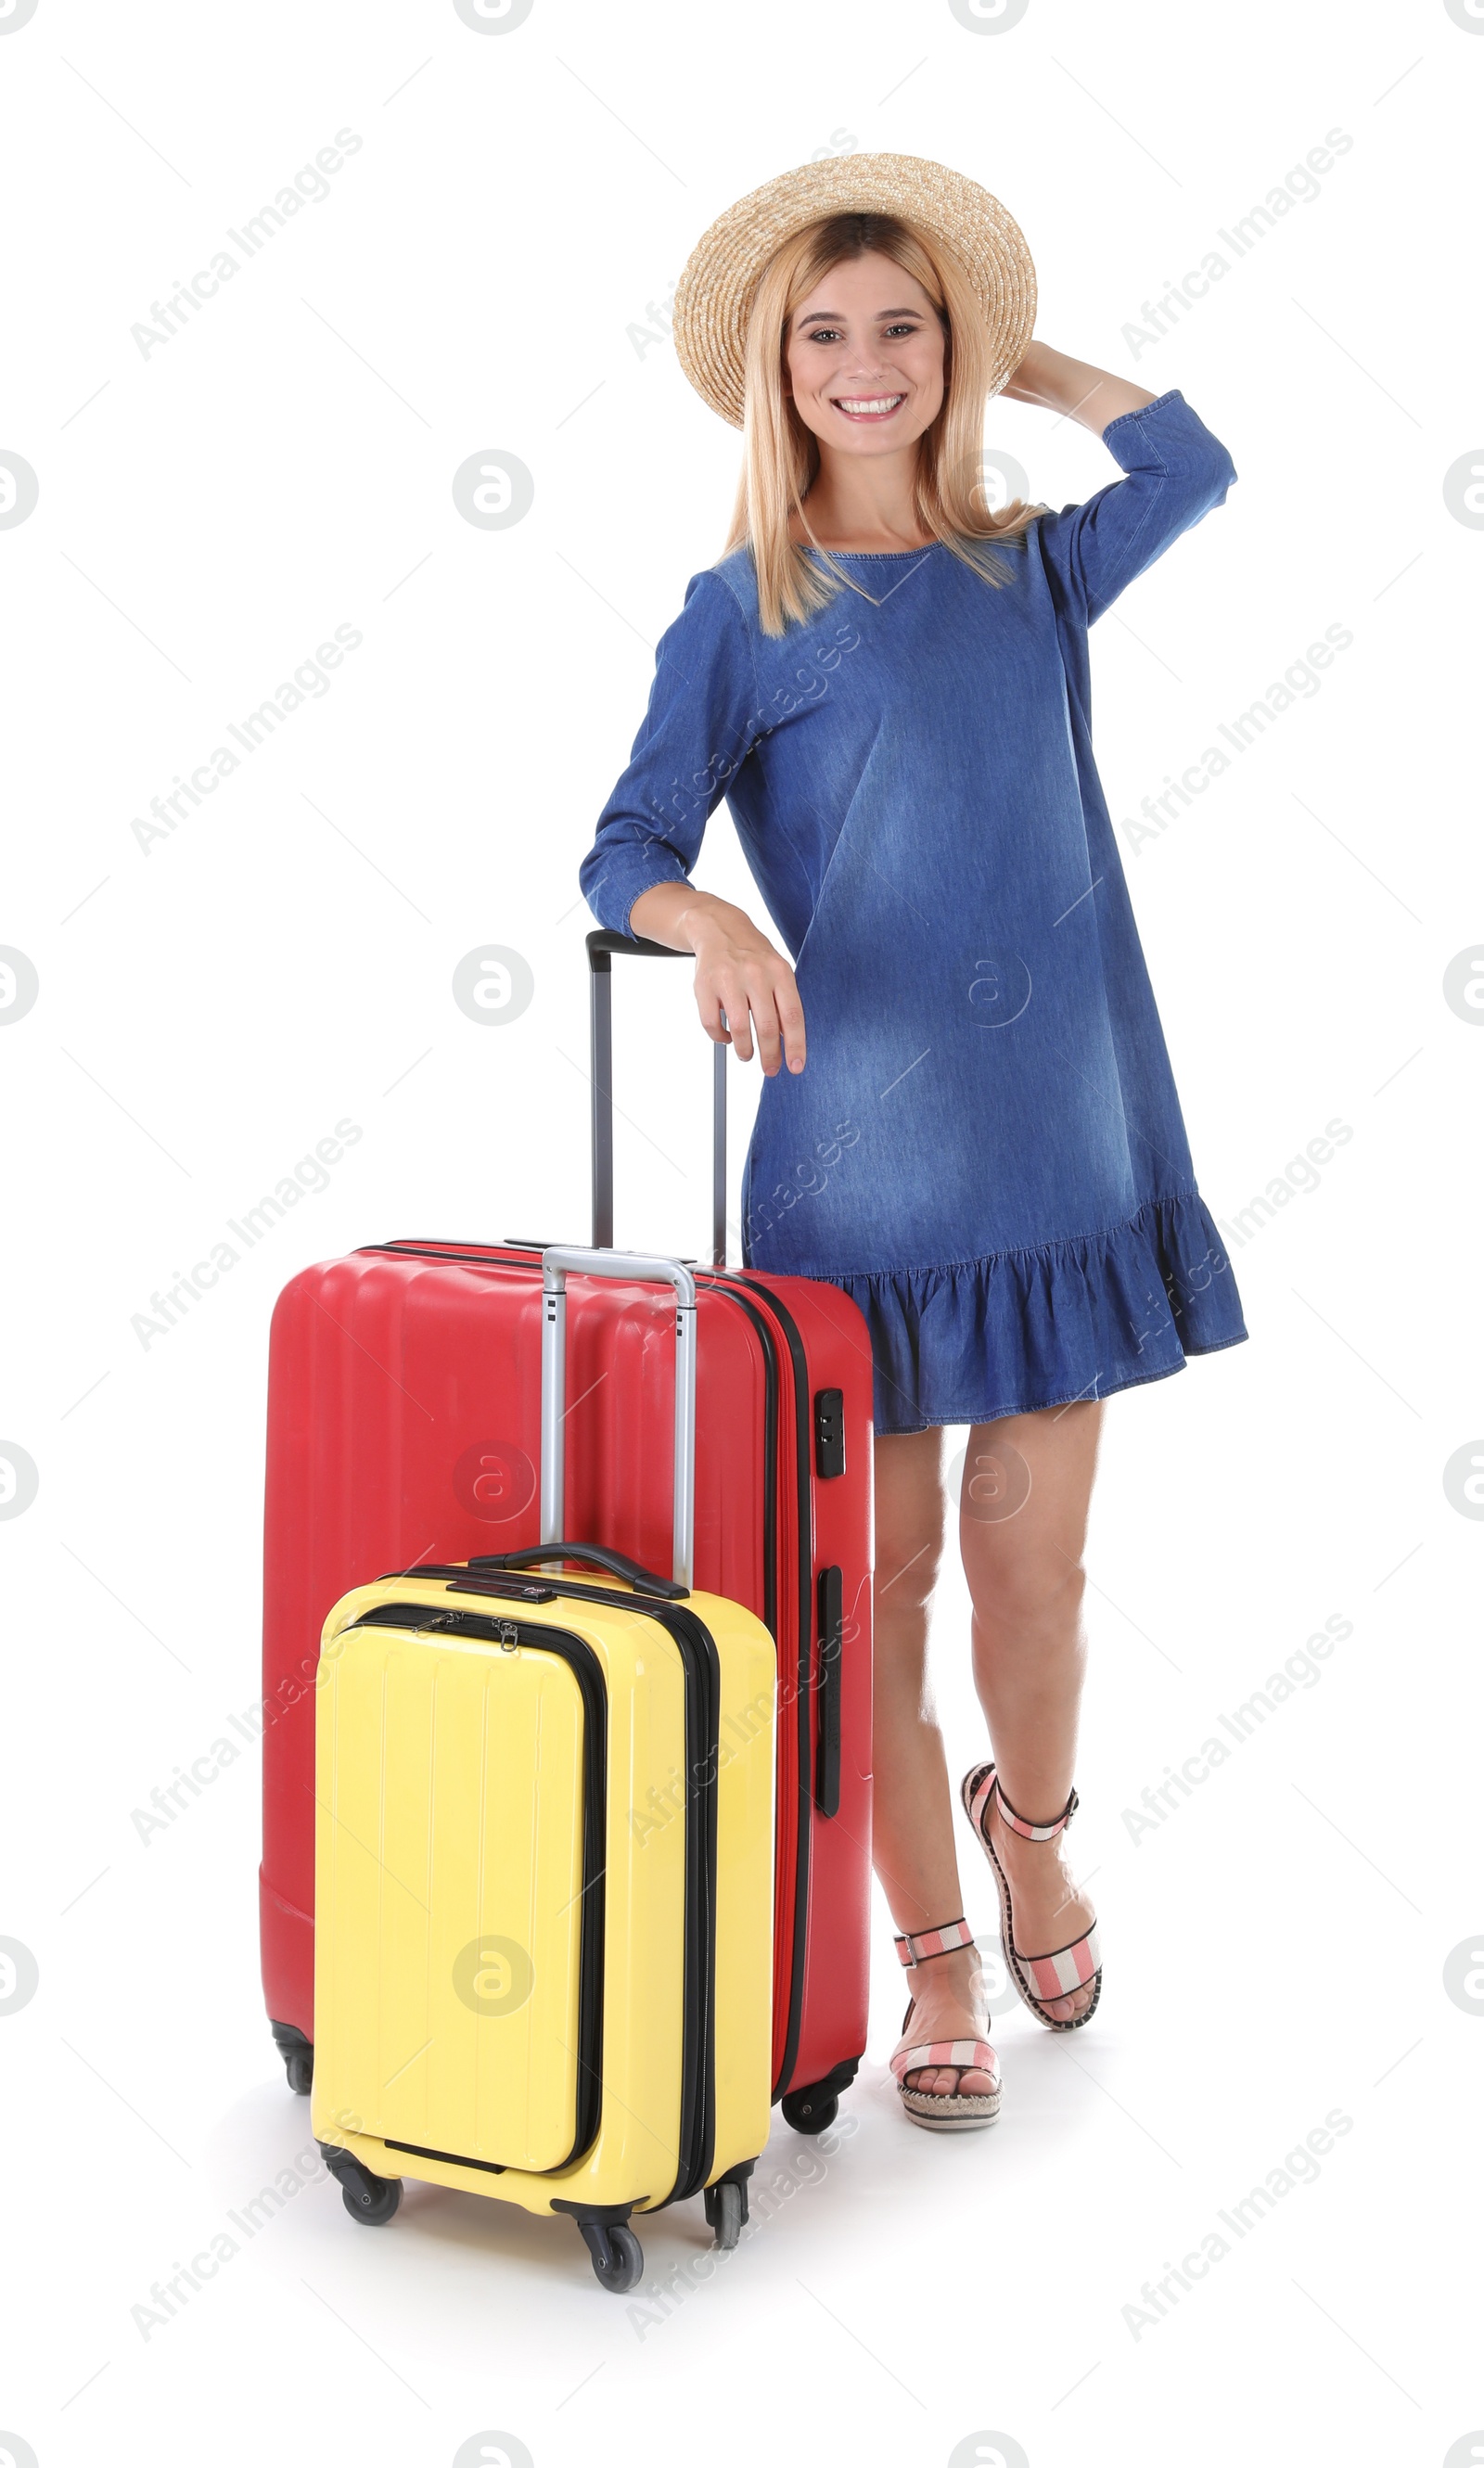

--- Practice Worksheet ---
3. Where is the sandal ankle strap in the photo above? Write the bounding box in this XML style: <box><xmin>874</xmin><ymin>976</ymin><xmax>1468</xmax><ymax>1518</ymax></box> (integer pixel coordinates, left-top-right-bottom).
<box><xmin>968</xmin><ymin>1762</ymin><xmax>1079</xmax><ymax>1843</ymax></box>
<box><xmin>893</xmin><ymin>1915</ymin><xmax>976</xmax><ymax>1969</ymax></box>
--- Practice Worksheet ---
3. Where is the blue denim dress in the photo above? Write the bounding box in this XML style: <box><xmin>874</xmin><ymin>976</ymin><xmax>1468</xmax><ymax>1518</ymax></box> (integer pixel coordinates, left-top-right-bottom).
<box><xmin>579</xmin><ymin>389</ymin><xmax>1248</xmax><ymax>1436</ymax></box>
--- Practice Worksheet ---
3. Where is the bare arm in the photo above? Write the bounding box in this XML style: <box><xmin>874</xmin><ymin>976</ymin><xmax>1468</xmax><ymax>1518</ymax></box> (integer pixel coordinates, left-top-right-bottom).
<box><xmin>628</xmin><ymin>881</ymin><xmax>806</xmax><ymax>1076</ymax></box>
<box><xmin>1001</xmin><ymin>341</ymin><xmax>1157</xmax><ymax>437</ymax></box>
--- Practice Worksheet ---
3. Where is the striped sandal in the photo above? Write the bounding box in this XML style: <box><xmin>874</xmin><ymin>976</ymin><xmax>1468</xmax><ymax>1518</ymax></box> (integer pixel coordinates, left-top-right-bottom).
<box><xmin>888</xmin><ymin>1916</ymin><xmax>1002</xmax><ymax>2131</ymax></box>
<box><xmin>961</xmin><ymin>1763</ymin><xmax>1103</xmax><ymax>2031</ymax></box>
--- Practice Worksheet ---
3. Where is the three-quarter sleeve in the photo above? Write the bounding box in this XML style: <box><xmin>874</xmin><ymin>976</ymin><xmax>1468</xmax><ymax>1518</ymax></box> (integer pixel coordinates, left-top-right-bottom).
<box><xmin>1034</xmin><ymin>389</ymin><xmax>1237</xmax><ymax>628</ymax></box>
<box><xmin>578</xmin><ymin>567</ymin><xmax>764</xmax><ymax>938</ymax></box>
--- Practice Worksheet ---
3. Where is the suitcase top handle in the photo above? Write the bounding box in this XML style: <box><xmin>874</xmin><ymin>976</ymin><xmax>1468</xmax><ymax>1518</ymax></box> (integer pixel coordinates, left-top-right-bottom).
<box><xmin>470</xmin><ymin>1541</ymin><xmax>687</xmax><ymax>1600</ymax></box>
<box><xmin>539</xmin><ymin>1247</ymin><xmax>698</xmax><ymax>1592</ymax></box>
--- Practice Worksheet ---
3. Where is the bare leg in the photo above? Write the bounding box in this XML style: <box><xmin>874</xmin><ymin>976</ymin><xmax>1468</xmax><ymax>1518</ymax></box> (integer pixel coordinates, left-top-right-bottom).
<box><xmin>959</xmin><ymin>1401</ymin><xmax>1104</xmax><ymax>2022</ymax></box>
<box><xmin>870</xmin><ymin>1426</ymin><xmax>992</xmax><ymax>2097</ymax></box>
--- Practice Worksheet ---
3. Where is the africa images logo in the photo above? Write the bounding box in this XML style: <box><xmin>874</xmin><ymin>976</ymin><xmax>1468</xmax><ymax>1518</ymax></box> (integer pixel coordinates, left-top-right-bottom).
<box><xmin>129</xmin><ymin>130</ymin><xmax>364</xmax><ymax>361</ymax></box>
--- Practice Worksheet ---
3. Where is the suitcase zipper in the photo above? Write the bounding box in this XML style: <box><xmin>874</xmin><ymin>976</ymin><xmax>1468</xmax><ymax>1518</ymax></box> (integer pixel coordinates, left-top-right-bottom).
<box><xmin>715</xmin><ymin>1273</ymin><xmax>818</xmax><ymax>2102</ymax></box>
<box><xmin>342</xmin><ymin>1607</ymin><xmax>608</xmax><ymax>2173</ymax></box>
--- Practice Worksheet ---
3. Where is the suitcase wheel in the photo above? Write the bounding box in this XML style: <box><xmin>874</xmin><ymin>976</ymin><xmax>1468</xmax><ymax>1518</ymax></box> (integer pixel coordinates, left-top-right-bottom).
<box><xmin>781</xmin><ymin>2085</ymin><xmax>838</xmax><ymax>2137</ymax></box>
<box><xmin>706</xmin><ymin>2179</ymin><xmax>745</xmax><ymax>2252</ymax></box>
<box><xmin>337</xmin><ymin>2160</ymin><xmax>403</xmax><ymax>2228</ymax></box>
<box><xmin>270</xmin><ymin>2023</ymin><xmax>313</xmax><ymax>2097</ymax></box>
<box><xmin>576</xmin><ymin>2219</ymin><xmax>643</xmax><ymax>2294</ymax></box>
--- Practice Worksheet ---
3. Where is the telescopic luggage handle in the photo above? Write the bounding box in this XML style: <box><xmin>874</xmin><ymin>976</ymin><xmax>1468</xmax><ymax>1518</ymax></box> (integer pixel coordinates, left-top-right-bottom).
<box><xmin>537</xmin><ymin>1246</ymin><xmax>698</xmax><ymax>1592</ymax></box>
<box><xmin>587</xmin><ymin>929</ymin><xmax>726</xmax><ymax>1268</ymax></box>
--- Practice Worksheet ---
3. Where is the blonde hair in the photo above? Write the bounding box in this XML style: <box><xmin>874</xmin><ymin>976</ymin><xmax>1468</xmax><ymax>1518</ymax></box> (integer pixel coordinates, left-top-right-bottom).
<box><xmin>722</xmin><ymin>211</ymin><xmax>1044</xmax><ymax>637</ymax></box>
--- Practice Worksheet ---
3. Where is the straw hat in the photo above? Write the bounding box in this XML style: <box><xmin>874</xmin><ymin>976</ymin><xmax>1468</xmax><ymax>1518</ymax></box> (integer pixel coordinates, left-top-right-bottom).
<box><xmin>672</xmin><ymin>152</ymin><xmax>1036</xmax><ymax>430</ymax></box>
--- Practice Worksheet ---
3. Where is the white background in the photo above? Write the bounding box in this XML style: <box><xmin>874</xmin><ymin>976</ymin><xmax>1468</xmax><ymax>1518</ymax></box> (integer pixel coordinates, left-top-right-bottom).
<box><xmin>2</xmin><ymin>2</ymin><xmax>1479</xmax><ymax>2462</ymax></box>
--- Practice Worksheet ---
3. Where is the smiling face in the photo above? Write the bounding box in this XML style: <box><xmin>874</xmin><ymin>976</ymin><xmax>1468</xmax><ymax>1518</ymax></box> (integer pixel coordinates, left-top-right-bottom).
<box><xmin>783</xmin><ymin>250</ymin><xmax>947</xmax><ymax>456</ymax></box>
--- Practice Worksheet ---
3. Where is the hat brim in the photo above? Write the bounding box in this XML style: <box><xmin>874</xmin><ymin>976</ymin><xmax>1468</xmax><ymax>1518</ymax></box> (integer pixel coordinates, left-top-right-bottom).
<box><xmin>672</xmin><ymin>152</ymin><xmax>1037</xmax><ymax>430</ymax></box>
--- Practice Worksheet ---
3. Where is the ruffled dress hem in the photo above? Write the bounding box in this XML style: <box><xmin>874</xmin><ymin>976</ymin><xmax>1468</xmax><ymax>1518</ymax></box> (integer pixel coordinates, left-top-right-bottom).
<box><xmin>767</xmin><ymin>1188</ymin><xmax>1247</xmax><ymax>1439</ymax></box>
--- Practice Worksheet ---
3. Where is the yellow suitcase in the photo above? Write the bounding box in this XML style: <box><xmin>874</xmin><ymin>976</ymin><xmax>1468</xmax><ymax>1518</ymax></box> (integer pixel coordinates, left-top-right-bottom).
<box><xmin>311</xmin><ymin>1249</ymin><xmax>776</xmax><ymax>2292</ymax></box>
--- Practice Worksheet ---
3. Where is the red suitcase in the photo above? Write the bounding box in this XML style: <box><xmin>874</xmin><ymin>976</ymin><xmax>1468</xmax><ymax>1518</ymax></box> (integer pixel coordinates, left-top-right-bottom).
<box><xmin>261</xmin><ymin>931</ymin><xmax>875</xmax><ymax>2130</ymax></box>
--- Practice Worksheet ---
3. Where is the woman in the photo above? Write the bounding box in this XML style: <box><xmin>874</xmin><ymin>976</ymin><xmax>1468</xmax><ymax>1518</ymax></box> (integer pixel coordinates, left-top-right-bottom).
<box><xmin>578</xmin><ymin>156</ymin><xmax>1247</xmax><ymax>2131</ymax></box>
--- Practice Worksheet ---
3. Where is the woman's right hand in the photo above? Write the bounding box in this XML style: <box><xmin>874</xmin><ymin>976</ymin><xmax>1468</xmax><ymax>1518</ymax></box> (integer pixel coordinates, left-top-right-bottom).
<box><xmin>627</xmin><ymin>884</ymin><xmax>806</xmax><ymax>1075</ymax></box>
